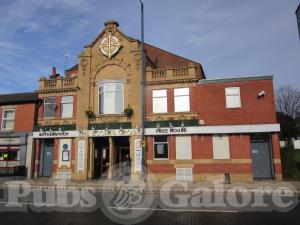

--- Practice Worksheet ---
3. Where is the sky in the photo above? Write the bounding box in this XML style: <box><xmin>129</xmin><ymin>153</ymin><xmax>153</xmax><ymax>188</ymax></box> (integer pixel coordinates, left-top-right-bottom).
<box><xmin>0</xmin><ymin>0</ymin><xmax>300</xmax><ymax>94</ymax></box>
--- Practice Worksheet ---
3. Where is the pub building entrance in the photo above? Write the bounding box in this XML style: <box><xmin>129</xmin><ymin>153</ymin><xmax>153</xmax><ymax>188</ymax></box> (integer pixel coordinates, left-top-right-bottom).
<box><xmin>94</xmin><ymin>137</ymin><xmax>109</xmax><ymax>179</ymax></box>
<box><xmin>93</xmin><ymin>136</ymin><xmax>130</xmax><ymax>179</ymax></box>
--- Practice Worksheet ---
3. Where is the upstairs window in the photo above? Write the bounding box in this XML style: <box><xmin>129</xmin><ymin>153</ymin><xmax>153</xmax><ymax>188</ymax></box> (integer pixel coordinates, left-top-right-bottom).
<box><xmin>152</xmin><ymin>89</ymin><xmax>167</xmax><ymax>113</ymax></box>
<box><xmin>99</xmin><ymin>82</ymin><xmax>124</xmax><ymax>114</ymax></box>
<box><xmin>44</xmin><ymin>97</ymin><xmax>56</xmax><ymax>118</ymax></box>
<box><xmin>1</xmin><ymin>109</ymin><xmax>15</xmax><ymax>130</ymax></box>
<box><xmin>61</xmin><ymin>96</ymin><xmax>73</xmax><ymax>118</ymax></box>
<box><xmin>225</xmin><ymin>87</ymin><xmax>241</xmax><ymax>108</ymax></box>
<box><xmin>174</xmin><ymin>88</ymin><xmax>190</xmax><ymax>112</ymax></box>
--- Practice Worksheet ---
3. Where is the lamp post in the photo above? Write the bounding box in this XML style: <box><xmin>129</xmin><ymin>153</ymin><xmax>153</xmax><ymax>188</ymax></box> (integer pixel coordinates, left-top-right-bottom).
<box><xmin>140</xmin><ymin>0</ymin><xmax>146</xmax><ymax>180</ymax></box>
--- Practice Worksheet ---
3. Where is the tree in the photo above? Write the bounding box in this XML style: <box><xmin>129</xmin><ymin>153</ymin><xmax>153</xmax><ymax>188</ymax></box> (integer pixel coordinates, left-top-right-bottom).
<box><xmin>276</xmin><ymin>85</ymin><xmax>300</xmax><ymax>119</ymax></box>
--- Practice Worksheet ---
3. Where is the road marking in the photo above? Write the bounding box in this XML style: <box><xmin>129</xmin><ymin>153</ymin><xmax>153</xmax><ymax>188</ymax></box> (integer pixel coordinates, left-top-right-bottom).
<box><xmin>108</xmin><ymin>206</ymin><xmax>238</xmax><ymax>213</ymax></box>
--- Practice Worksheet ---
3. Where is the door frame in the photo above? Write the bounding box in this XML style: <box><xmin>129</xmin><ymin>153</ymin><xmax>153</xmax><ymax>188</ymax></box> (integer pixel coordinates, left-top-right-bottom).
<box><xmin>250</xmin><ymin>133</ymin><xmax>275</xmax><ymax>180</ymax></box>
<box><xmin>40</xmin><ymin>139</ymin><xmax>54</xmax><ymax>177</ymax></box>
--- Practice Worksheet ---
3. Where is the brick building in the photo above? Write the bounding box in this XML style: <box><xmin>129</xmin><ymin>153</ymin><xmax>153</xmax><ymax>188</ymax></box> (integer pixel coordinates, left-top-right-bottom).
<box><xmin>31</xmin><ymin>20</ymin><xmax>281</xmax><ymax>182</ymax></box>
<box><xmin>0</xmin><ymin>92</ymin><xmax>38</xmax><ymax>176</ymax></box>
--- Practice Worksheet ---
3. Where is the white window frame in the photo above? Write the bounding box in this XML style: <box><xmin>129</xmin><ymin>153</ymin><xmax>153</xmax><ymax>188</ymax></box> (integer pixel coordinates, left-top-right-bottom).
<box><xmin>1</xmin><ymin>109</ymin><xmax>15</xmax><ymax>130</ymax></box>
<box><xmin>176</xmin><ymin>135</ymin><xmax>192</xmax><ymax>160</ymax></box>
<box><xmin>61</xmin><ymin>96</ymin><xmax>74</xmax><ymax>118</ymax></box>
<box><xmin>176</xmin><ymin>168</ymin><xmax>193</xmax><ymax>181</ymax></box>
<box><xmin>225</xmin><ymin>87</ymin><xmax>241</xmax><ymax>108</ymax></box>
<box><xmin>43</xmin><ymin>97</ymin><xmax>56</xmax><ymax>118</ymax></box>
<box><xmin>212</xmin><ymin>134</ymin><xmax>230</xmax><ymax>160</ymax></box>
<box><xmin>174</xmin><ymin>88</ymin><xmax>190</xmax><ymax>112</ymax></box>
<box><xmin>152</xmin><ymin>89</ymin><xmax>167</xmax><ymax>113</ymax></box>
<box><xmin>153</xmin><ymin>136</ymin><xmax>169</xmax><ymax>160</ymax></box>
<box><xmin>98</xmin><ymin>81</ymin><xmax>124</xmax><ymax>115</ymax></box>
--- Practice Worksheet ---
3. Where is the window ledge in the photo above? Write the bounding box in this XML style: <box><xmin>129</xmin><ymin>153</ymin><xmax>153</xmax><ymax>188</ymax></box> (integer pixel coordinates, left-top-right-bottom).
<box><xmin>147</xmin><ymin>111</ymin><xmax>198</xmax><ymax>116</ymax></box>
<box><xmin>97</xmin><ymin>114</ymin><xmax>126</xmax><ymax>117</ymax></box>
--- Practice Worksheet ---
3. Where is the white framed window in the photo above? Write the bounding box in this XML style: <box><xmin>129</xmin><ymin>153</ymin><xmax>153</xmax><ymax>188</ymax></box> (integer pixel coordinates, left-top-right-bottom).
<box><xmin>99</xmin><ymin>82</ymin><xmax>124</xmax><ymax>114</ymax></box>
<box><xmin>174</xmin><ymin>88</ymin><xmax>190</xmax><ymax>112</ymax></box>
<box><xmin>212</xmin><ymin>134</ymin><xmax>230</xmax><ymax>159</ymax></box>
<box><xmin>61</xmin><ymin>96</ymin><xmax>73</xmax><ymax>118</ymax></box>
<box><xmin>44</xmin><ymin>97</ymin><xmax>56</xmax><ymax>118</ymax></box>
<box><xmin>176</xmin><ymin>136</ymin><xmax>192</xmax><ymax>160</ymax></box>
<box><xmin>1</xmin><ymin>109</ymin><xmax>15</xmax><ymax>130</ymax></box>
<box><xmin>152</xmin><ymin>89</ymin><xmax>167</xmax><ymax>113</ymax></box>
<box><xmin>153</xmin><ymin>136</ymin><xmax>168</xmax><ymax>160</ymax></box>
<box><xmin>225</xmin><ymin>87</ymin><xmax>241</xmax><ymax>108</ymax></box>
<box><xmin>176</xmin><ymin>168</ymin><xmax>193</xmax><ymax>181</ymax></box>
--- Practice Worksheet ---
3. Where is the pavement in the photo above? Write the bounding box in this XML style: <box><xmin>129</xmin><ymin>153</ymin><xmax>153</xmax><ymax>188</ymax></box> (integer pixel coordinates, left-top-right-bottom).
<box><xmin>1</xmin><ymin>177</ymin><xmax>300</xmax><ymax>194</ymax></box>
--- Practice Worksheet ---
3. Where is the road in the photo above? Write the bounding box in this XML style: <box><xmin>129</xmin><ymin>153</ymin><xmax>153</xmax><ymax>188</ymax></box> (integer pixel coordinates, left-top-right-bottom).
<box><xmin>0</xmin><ymin>189</ymin><xmax>299</xmax><ymax>225</ymax></box>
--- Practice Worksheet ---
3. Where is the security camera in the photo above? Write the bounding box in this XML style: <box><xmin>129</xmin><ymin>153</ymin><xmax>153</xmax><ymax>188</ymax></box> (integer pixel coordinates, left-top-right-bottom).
<box><xmin>257</xmin><ymin>90</ymin><xmax>265</xmax><ymax>98</ymax></box>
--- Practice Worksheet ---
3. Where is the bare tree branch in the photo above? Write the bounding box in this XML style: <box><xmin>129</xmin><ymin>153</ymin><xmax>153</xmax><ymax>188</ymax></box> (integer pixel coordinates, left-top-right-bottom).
<box><xmin>276</xmin><ymin>85</ymin><xmax>300</xmax><ymax>119</ymax></box>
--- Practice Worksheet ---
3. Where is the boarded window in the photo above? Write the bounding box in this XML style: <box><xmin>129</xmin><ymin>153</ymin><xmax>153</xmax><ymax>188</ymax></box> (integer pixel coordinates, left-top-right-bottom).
<box><xmin>153</xmin><ymin>90</ymin><xmax>167</xmax><ymax>113</ymax></box>
<box><xmin>61</xmin><ymin>96</ymin><xmax>73</xmax><ymax>118</ymax></box>
<box><xmin>225</xmin><ymin>87</ymin><xmax>241</xmax><ymax>108</ymax></box>
<box><xmin>176</xmin><ymin>136</ymin><xmax>192</xmax><ymax>160</ymax></box>
<box><xmin>174</xmin><ymin>88</ymin><xmax>190</xmax><ymax>112</ymax></box>
<box><xmin>212</xmin><ymin>134</ymin><xmax>230</xmax><ymax>159</ymax></box>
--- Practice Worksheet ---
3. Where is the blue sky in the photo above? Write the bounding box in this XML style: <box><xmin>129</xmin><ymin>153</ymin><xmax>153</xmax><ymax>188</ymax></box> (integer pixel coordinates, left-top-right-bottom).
<box><xmin>0</xmin><ymin>0</ymin><xmax>299</xmax><ymax>93</ymax></box>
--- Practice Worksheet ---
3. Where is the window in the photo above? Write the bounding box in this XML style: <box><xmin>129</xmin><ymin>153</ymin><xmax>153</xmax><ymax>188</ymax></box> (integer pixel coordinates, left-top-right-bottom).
<box><xmin>153</xmin><ymin>136</ymin><xmax>168</xmax><ymax>160</ymax></box>
<box><xmin>225</xmin><ymin>87</ymin><xmax>241</xmax><ymax>108</ymax></box>
<box><xmin>212</xmin><ymin>134</ymin><xmax>230</xmax><ymax>159</ymax></box>
<box><xmin>0</xmin><ymin>149</ymin><xmax>19</xmax><ymax>161</ymax></box>
<box><xmin>44</xmin><ymin>97</ymin><xmax>56</xmax><ymax>118</ymax></box>
<box><xmin>1</xmin><ymin>109</ymin><xmax>15</xmax><ymax>130</ymax></box>
<box><xmin>174</xmin><ymin>88</ymin><xmax>190</xmax><ymax>112</ymax></box>
<box><xmin>152</xmin><ymin>89</ymin><xmax>167</xmax><ymax>113</ymax></box>
<box><xmin>99</xmin><ymin>82</ymin><xmax>124</xmax><ymax>114</ymax></box>
<box><xmin>61</xmin><ymin>96</ymin><xmax>73</xmax><ymax>118</ymax></box>
<box><xmin>176</xmin><ymin>136</ymin><xmax>192</xmax><ymax>160</ymax></box>
<box><xmin>176</xmin><ymin>168</ymin><xmax>193</xmax><ymax>181</ymax></box>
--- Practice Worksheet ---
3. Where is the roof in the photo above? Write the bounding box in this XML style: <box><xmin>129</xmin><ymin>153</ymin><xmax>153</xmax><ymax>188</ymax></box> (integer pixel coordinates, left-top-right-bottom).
<box><xmin>66</xmin><ymin>64</ymin><xmax>78</xmax><ymax>71</ymax></box>
<box><xmin>198</xmin><ymin>75</ymin><xmax>273</xmax><ymax>84</ymax></box>
<box><xmin>144</xmin><ymin>43</ymin><xmax>200</xmax><ymax>69</ymax></box>
<box><xmin>0</xmin><ymin>92</ymin><xmax>38</xmax><ymax>105</ymax></box>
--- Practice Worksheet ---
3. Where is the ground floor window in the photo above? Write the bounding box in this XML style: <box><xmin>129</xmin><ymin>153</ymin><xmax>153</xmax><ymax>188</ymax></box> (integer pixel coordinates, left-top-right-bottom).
<box><xmin>176</xmin><ymin>135</ymin><xmax>192</xmax><ymax>160</ymax></box>
<box><xmin>212</xmin><ymin>134</ymin><xmax>230</xmax><ymax>159</ymax></box>
<box><xmin>154</xmin><ymin>136</ymin><xmax>168</xmax><ymax>160</ymax></box>
<box><xmin>176</xmin><ymin>168</ymin><xmax>193</xmax><ymax>181</ymax></box>
<box><xmin>0</xmin><ymin>149</ymin><xmax>19</xmax><ymax>161</ymax></box>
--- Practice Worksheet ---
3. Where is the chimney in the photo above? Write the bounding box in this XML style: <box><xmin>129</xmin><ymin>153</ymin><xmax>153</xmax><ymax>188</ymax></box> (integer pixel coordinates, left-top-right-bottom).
<box><xmin>52</xmin><ymin>67</ymin><xmax>56</xmax><ymax>76</ymax></box>
<box><xmin>49</xmin><ymin>67</ymin><xmax>59</xmax><ymax>79</ymax></box>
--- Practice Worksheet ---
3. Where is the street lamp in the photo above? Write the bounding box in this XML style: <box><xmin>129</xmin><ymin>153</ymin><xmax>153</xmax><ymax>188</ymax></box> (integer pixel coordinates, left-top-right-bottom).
<box><xmin>139</xmin><ymin>0</ymin><xmax>146</xmax><ymax>180</ymax></box>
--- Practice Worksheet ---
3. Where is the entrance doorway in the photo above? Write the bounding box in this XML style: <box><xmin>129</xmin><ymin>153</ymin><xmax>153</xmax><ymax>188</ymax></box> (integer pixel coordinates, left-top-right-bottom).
<box><xmin>94</xmin><ymin>137</ymin><xmax>109</xmax><ymax>179</ymax></box>
<box><xmin>250</xmin><ymin>133</ymin><xmax>274</xmax><ymax>180</ymax></box>
<box><xmin>41</xmin><ymin>139</ymin><xmax>54</xmax><ymax>177</ymax></box>
<box><xmin>114</xmin><ymin>137</ymin><xmax>130</xmax><ymax>179</ymax></box>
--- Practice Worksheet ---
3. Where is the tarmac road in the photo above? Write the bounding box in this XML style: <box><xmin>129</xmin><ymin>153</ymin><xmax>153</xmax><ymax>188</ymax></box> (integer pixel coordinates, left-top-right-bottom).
<box><xmin>0</xmin><ymin>188</ymin><xmax>299</xmax><ymax>225</ymax></box>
